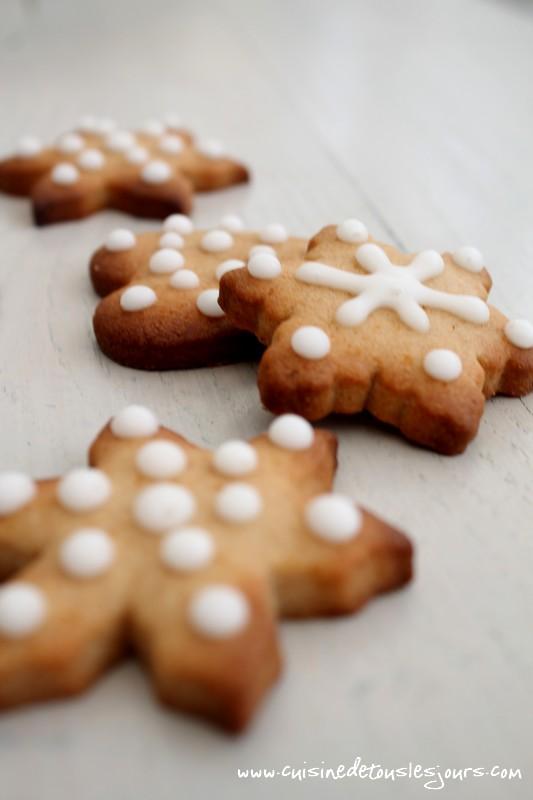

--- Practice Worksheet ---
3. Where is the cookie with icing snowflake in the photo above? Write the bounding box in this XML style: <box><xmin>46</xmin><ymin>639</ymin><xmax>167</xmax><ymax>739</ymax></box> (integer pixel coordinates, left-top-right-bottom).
<box><xmin>91</xmin><ymin>214</ymin><xmax>306</xmax><ymax>370</ymax></box>
<box><xmin>219</xmin><ymin>220</ymin><xmax>533</xmax><ymax>454</ymax></box>
<box><xmin>0</xmin><ymin>405</ymin><xmax>412</xmax><ymax>730</ymax></box>
<box><xmin>0</xmin><ymin>115</ymin><xmax>249</xmax><ymax>225</ymax></box>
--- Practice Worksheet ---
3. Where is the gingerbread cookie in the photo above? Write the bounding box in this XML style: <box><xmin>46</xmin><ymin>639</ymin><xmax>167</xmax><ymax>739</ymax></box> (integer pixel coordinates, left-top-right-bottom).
<box><xmin>91</xmin><ymin>215</ymin><xmax>307</xmax><ymax>370</ymax></box>
<box><xmin>219</xmin><ymin>220</ymin><xmax>533</xmax><ymax>455</ymax></box>
<box><xmin>0</xmin><ymin>406</ymin><xmax>412</xmax><ymax>730</ymax></box>
<box><xmin>0</xmin><ymin>115</ymin><xmax>248</xmax><ymax>225</ymax></box>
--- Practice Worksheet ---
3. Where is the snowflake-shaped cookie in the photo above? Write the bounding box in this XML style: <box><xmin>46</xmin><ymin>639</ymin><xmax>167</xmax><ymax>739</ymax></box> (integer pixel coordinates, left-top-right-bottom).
<box><xmin>0</xmin><ymin>115</ymin><xmax>248</xmax><ymax>225</ymax></box>
<box><xmin>219</xmin><ymin>220</ymin><xmax>533</xmax><ymax>454</ymax></box>
<box><xmin>0</xmin><ymin>406</ymin><xmax>412</xmax><ymax>730</ymax></box>
<box><xmin>91</xmin><ymin>215</ymin><xmax>306</xmax><ymax>369</ymax></box>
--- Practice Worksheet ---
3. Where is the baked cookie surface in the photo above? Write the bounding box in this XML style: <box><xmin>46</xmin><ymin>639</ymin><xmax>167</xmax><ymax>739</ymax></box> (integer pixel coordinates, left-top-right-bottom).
<box><xmin>0</xmin><ymin>116</ymin><xmax>249</xmax><ymax>224</ymax></box>
<box><xmin>0</xmin><ymin>406</ymin><xmax>412</xmax><ymax>731</ymax></box>
<box><xmin>219</xmin><ymin>220</ymin><xmax>533</xmax><ymax>454</ymax></box>
<box><xmin>91</xmin><ymin>215</ymin><xmax>306</xmax><ymax>370</ymax></box>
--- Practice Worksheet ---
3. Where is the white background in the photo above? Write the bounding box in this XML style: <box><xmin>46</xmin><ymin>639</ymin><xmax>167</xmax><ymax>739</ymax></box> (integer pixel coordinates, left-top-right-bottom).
<box><xmin>0</xmin><ymin>1</ymin><xmax>532</xmax><ymax>798</ymax></box>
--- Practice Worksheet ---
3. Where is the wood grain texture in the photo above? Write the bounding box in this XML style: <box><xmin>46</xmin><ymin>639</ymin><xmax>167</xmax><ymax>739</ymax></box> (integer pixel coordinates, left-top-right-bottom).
<box><xmin>0</xmin><ymin>0</ymin><xmax>531</xmax><ymax>798</ymax></box>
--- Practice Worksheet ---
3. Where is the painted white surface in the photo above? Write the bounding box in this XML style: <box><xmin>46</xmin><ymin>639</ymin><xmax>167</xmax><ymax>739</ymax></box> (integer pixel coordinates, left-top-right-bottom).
<box><xmin>0</xmin><ymin>0</ymin><xmax>532</xmax><ymax>798</ymax></box>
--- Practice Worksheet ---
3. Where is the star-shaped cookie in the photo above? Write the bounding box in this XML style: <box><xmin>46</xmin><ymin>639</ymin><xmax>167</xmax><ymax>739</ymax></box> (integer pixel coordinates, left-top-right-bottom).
<box><xmin>0</xmin><ymin>406</ymin><xmax>412</xmax><ymax>730</ymax></box>
<box><xmin>0</xmin><ymin>115</ymin><xmax>248</xmax><ymax>225</ymax></box>
<box><xmin>91</xmin><ymin>214</ymin><xmax>306</xmax><ymax>370</ymax></box>
<box><xmin>219</xmin><ymin>220</ymin><xmax>533</xmax><ymax>454</ymax></box>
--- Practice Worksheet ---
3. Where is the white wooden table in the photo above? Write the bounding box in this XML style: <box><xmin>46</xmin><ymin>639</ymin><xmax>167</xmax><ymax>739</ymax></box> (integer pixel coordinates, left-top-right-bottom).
<box><xmin>1</xmin><ymin>1</ymin><xmax>532</xmax><ymax>798</ymax></box>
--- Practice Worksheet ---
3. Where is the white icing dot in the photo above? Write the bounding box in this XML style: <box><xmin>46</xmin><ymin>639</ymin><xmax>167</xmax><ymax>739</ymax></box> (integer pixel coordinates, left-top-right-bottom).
<box><xmin>188</xmin><ymin>585</ymin><xmax>250</xmax><ymax>638</ymax></box>
<box><xmin>170</xmin><ymin>269</ymin><xmax>200</xmax><ymax>289</ymax></box>
<box><xmin>51</xmin><ymin>162</ymin><xmax>79</xmax><ymax>185</ymax></box>
<box><xmin>105</xmin><ymin>228</ymin><xmax>136</xmax><ymax>252</ymax></box>
<box><xmin>78</xmin><ymin>148</ymin><xmax>105</xmax><ymax>171</ymax></box>
<box><xmin>134</xmin><ymin>483</ymin><xmax>196</xmax><ymax>533</ymax></box>
<box><xmin>125</xmin><ymin>146</ymin><xmax>149</xmax><ymax>165</ymax></box>
<box><xmin>196</xmin><ymin>139</ymin><xmax>225</xmax><ymax>159</ymax></box>
<box><xmin>59</xmin><ymin>528</ymin><xmax>115</xmax><ymax>579</ymax></box>
<box><xmin>215</xmin><ymin>259</ymin><xmax>245</xmax><ymax>280</ymax></box>
<box><xmin>213</xmin><ymin>440</ymin><xmax>257</xmax><ymax>477</ymax></box>
<box><xmin>141</xmin><ymin>160</ymin><xmax>172</xmax><ymax>184</ymax></box>
<box><xmin>161</xmin><ymin>528</ymin><xmax>214</xmax><ymax>572</ymax></box>
<box><xmin>164</xmin><ymin>112</ymin><xmax>182</xmax><ymax>128</ymax></box>
<box><xmin>142</xmin><ymin>119</ymin><xmax>165</xmax><ymax>137</ymax></box>
<box><xmin>163</xmin><ymin>214</ymin><xmax>194</xmax><ymax>234</ymax></box>
<box><xmin>158</xmin><ymin>134</ymin><xmax>183</xmax><ymax>155</ymax></box>
<box><xmin>291</xmin><ymin>326</ymin><xmax>331</xmax><ymax>360</ymax></box>
<box><xmin>96</xmin><ymin>117</ymin><xmax>117</xmax><ymax>135</ymax></box>
<box><xmin>268</xmin><ymin>414</ymin><xmax>314</xmax><ymax>450</ymax></box>
<box><xmin>260</xmin><ymin>223</ymin><xmax>288</xmax><ymax>244</ymax></box>
<box><xmin>201</xmin><ymin>229</ymin><xmax>234</xmax><ymax>253</ymax></box>
<box><xmin>249</xmin><ymin>244</ymin><xmax>275</xmax><ymax>257</ymax></box>
<box><xmin>135</xmin><ymin>440</ymin><xmax>187</xmax><ymax>478</ymax></box>
<box><xmin>78</xmin><ymin>116</ymin><xmax>116</xmax><ymax>135</ymax></box>
<box><xmin>159</xmin><ymin>231</ymin><xmax>184</xmax><ymax>249</ymax></box>
<box><xmin>336</xmin><ymin>218</ymin><xmax>369</xmax><ymax>244</ymax></box>
<box><xmin>120</xmin><ymin>285</ymin><xmax>157</xmax><ymax>312</ymax></box>
<box><xmin>196</xmin><ymin>288</ymin><xmax>224</xmax><ymax>318</ymax></box>
<box><xmin>220</xmin><ymin>214</ymin><xmax>245</xmax><ymax>233</ymax></box>
<box><xmin>105</xmin><ymin>130</ymin><xmax>136</xmax><ymax>152</ymax></box>
<box><xmin>452</xmin><ymin>246</ymin><xmax>484</xmax><ymax>273</ymax></box>
<box><xmin>16</xmin><ymin>136</ymin><xmax>43</xmax><ymax>157</ymax></box>
<box><xmin>77</xmin><ymin>115</ymin><xmax>99</xmax><ymax>133</ymax></box>
<box><xmin>305</xmin><ymin>494</ymin><xmax>362</xmax><ymax>543</ymax></box>
<box><xmin>504</xmin><ymin>319</ymin><xmax>533</xmax><ymax>349</ymax></box>
<box><xmin>0</xmin><ymin>472</ymin><xmax>36</xmax><ymax>516</ymax></box>
<box><xmin>56</xmin><ymin>132</ymin><xmax>84</xmax><ymax>154</ymax></box>
<box><xmin>149</xmin><ymin>248</ymin><xmax>185</xmax><ymax>274</ymax></box>
<box><xmin>423</xmin><ymin>349</ymin><xmax>463</xmax><ymax>382</ymax></box>
<box><xmin>0</xmin><ymin>583</ymin><xmax>46</xmax><ymax>639</ymax></box>
<box><xmin>57</xmin><ymin>468</ymin><xmax>112</xmax><ymax>513</ymax></box>
<box><xmin>111</xmin><ymin>405</ymin><xmax>159</xmax><ymax>438</ymax></box>
<box><xmin>247</xmin><ymin>252</ymin><xmax>282</xmax><ymax>279</ymax></box>
<box><xmin>214</xmin><ymin>482</ymin><xmax>262</xmax><ymax>523</ymax></box>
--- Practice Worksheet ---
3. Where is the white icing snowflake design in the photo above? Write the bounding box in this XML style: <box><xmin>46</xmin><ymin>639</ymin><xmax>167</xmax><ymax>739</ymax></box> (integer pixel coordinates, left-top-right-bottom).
<box><xmin>296</xmin><ymin>243</ymin><xmax>490</xmax><ymax>332</ymax></box>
